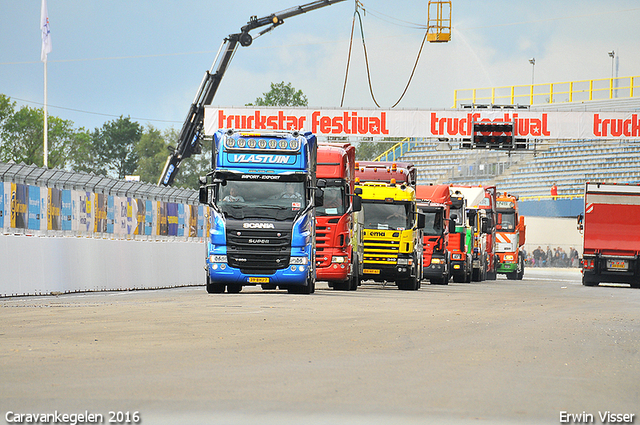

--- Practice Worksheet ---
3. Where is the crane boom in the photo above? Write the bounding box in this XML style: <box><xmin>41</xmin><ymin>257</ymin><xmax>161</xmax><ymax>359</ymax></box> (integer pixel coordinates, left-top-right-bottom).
<box><xmin>159</xmin><ymin>0</ymin><xmax>346</xmax><ymax>186</ymax></box>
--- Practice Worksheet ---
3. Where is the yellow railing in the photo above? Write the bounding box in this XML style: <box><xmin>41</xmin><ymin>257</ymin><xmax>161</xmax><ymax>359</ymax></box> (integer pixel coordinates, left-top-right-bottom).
<box><xmin>373</xmin><ymin>137</ymin><xmax>412</xmax><ymax>162</ymax></box>
<box><xmin>453</xmin><ymin>75</ymin><xmax>639</xmax><ymax>108</ymax></box>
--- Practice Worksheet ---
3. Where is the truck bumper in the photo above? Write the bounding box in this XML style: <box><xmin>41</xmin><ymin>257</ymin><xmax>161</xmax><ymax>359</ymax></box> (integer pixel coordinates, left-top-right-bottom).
<box><xmin>316</xmin><ymin>263</ymin><xmax>350</xmax><ymax>282</ymax></box>
<box><xmin>498</xmin><ymin>262</ymin><xmax>518</xmax><ymax>273</ymax></box>
<box><xmin>207</xmin><ymin>263</ymin><xmax>309</xmax><ymax>287</ymax></box>
<box><xmin>423</xmin><ymin>256</ymin><xmax>448</xmax><ymax>280</ymax></box>
<box><xmin>582</xmin><ymin>254</ymin><xmax>640</xmax><ymax>286</ymax></box>
<box><xmin>450</xmin><ymin>260</ymin><xmax>466</xmax><ymax>276</ymax></box>
<box><xmin>361</xmin><ymin>263</ymin><xmax>415</xmax><ymax>282</ymax></box>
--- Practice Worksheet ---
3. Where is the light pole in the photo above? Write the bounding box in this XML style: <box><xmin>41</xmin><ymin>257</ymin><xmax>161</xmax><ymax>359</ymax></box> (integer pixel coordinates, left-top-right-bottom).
<box><xmin>529</xmin><ymin>58</ymin><xmax>536</xmax><ymax>85</ymax></box>
<box><xmin>608</xmin><ymin>50</ymin><xmax>615</xmax><ymax>79</ymax></box>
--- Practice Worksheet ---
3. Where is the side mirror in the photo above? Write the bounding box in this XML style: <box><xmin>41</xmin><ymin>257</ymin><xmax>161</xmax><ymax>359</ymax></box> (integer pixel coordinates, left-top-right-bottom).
<box><xmin>417</xmin><ymin>212</ymin><xmax>426</xmax><ymax>229</ymax></box>
<box><xmin>449</xmin><ymin>219</ymin><xmax>456</xmax><ymax>234</ymax></box>
<box><xmin>314</xmin><ymin>187</ymin><xmax>324</xmax><ymax>207</ymax></box>
<box><xmin>352</xmin><ymin>194</ymin><xmax>362</xmax><ymax>212</ymax></box>
<box><xmin>354</xmin><ymin>187</ymin><xmax>363</xmax><ymax>195</ymax></box>
<box><xmin>316</xmin><ymin>179</ymin><xmax>327</xmax><ymax>188</ymax></box>
<box><xmin>199</xmin><ymin>187</ymin><xmax>208</xmax><ymax>204</ymax></box>
<box><xmin>481</xmin><ymin>217</ymin><xmax>490</xmax><ymax>234</ymax></box>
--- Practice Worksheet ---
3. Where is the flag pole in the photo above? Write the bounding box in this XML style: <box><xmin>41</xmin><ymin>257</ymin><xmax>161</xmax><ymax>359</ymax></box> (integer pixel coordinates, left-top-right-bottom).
<box><xmin>41</xmin><ymin>0</ymin><xmax>51</xmax><ymax>168</ymax></box>
<box><xmin>44</xmin><ymin>58</ymin><xmax>48</xmax><ymax>168</ymax></box>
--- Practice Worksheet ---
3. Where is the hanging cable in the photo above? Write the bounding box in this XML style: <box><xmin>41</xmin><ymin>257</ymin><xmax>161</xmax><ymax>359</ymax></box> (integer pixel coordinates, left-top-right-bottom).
<box><xmin>343</xmin><ymin>0</ymin><xmax>429</xmax><ymax>108</ymax></box>
<box><xmin>340</xmin><ymin>3</ymin><xmax>357</xmax><ymax>107</ymax></box>
<box><xmin>390</xmin><ymin>29</ymin><xmax>428</xmax><ymax>108</ymax></box>
<box><xmin>355</xmin><ymin>6</ymin><xmax>381</xmax><ymax>108</ymax></box>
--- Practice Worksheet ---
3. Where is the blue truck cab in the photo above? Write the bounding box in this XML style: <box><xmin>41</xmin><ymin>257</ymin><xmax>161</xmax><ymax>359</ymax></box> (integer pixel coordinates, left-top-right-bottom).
<box><xmin>199</xmin><ymin>129</ymin><xmax>319</xmax><ymax>294</ymax></box>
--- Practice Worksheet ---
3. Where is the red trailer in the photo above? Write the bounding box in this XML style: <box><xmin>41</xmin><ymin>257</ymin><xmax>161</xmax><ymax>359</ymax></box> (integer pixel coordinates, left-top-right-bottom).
<box><xmin>355</xmin><ymin>161</ymin><xmax>417</xmax><ymax>186</ymax></box>
<box><xmin>580</xmin><ymin>182</ymin><xmax>640</xmax><ymax>287</ymax></box>
<box><xmin>315</xmin><ymin>143</ymin><xmax>362</xmax><ymax>290</ymax></box>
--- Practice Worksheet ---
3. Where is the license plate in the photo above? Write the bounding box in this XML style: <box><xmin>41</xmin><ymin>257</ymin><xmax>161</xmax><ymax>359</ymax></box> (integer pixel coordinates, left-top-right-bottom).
<box><xmin>248</xmin><ymin>277</ymin><xmax>270</xmax><ymax>283</ymax></box>
<box><xmin>363</xmin><ymin>269</ymin><xmax>380</xmax><ymax>274</ymax></box>
<box><xmin>607</xmin><ymin>259</ymin><xmax>628</xmax><ymax>271</ymax></box>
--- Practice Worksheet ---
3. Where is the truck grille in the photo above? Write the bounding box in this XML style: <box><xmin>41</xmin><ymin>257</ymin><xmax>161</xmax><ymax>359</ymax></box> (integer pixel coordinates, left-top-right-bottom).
<box><xmin>363</xmin><ymin>238</ymin><xmax>400</xmax><ymax>263</ymax></box>
<box><xmin>226</xmin><ymin>228</ymin><xmax>291</xmax><ymax>270</ymax></box>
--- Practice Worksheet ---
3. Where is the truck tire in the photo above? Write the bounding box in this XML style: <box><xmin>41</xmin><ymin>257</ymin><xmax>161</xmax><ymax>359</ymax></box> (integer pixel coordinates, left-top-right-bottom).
<box><xmin>227</xmin><ymin>284</ymin><xmax>242</xmax><ymax>293</ymax></box>
<box><xmin>582</xmin><ymin>276</ymin><xmax>599</xmax><ymax>287</ymax></box>
<box><xmin>397</xmin><ymin>276</ymin><xmax>419</xmax><ymax>291</ymax></box>
<box><xmin>206</xmin><ymin>274</ymin><xmax>225</xmax><ymax>294</ymax></box>
<box><xmin>516</xmin><ymin>256</ymin><xmax>525</xmax><ymax>280</ymax></box>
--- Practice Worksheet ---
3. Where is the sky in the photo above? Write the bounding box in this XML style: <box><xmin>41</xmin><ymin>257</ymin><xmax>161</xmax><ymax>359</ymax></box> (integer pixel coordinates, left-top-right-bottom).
<box><xmin>1</xmin><ymin>0</ymin><xmax>639</xmax><ymax>133</ymax></box>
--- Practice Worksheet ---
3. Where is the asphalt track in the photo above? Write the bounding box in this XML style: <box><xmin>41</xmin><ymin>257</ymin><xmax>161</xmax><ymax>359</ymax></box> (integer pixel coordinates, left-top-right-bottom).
<box><xmin>1</xmin><ymin>268</ymin><xmax>639</xmax><ymax>425</ymax></box>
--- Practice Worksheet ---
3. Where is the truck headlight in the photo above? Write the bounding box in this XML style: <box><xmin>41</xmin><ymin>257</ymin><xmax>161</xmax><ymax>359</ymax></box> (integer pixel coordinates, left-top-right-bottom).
<box><xmin>209</xmin><ymin>255</ymin><xmax>227</xmax><ymax>263</ymax></box>
<box><xmin>290</xmin><ymin>257</ymin><xmax>308</xmax><ymax>265</ymax></box>
<box><xmin>397</xmin><ymin>258</ymin><xmax>412</xmax><ymax>265</ymax></box>
<box><xmin>431</xmin><ymin>258</ymin><xmax>443</xmax><ymax>264</ymax></box>
<box><xmin>331</xmin><ymin>256</ymin><xmax>347</xmax><ymax>263</ymax></box>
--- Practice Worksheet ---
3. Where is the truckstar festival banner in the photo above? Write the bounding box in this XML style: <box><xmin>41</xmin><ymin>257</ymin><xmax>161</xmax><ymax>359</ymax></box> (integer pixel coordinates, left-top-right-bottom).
<box><xmin>205</xmin><ymin>107</ymin><xmax>640</xmax><ymax>140</ymax></box>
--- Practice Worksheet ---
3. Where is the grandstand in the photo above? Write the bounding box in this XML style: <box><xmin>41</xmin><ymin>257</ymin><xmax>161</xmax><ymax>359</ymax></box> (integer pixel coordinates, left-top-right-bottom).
<box><xmin>378</xmin><ymin>75</ymin><xmax>640</xmax><ymax>200</ymax></box>
<box><xmin>391</xmin><ymin>139</ymin><xmax>640</xmax><ymax>199</ymax></box>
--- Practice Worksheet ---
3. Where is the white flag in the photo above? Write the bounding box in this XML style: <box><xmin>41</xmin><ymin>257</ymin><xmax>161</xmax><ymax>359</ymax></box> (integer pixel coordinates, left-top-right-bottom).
<box><xmin>40</xmin><ymin>0</ymin><xmax>52</xmax><ymax>61</ymax></box>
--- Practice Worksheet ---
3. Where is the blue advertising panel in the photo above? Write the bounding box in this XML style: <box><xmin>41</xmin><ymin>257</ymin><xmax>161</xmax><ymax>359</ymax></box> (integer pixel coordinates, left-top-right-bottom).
<box><xmin>61</xmin><ymin>190</ymin><xmax>72</xmax><ymax>231</ymax></box>
<box><xmin>107</xmin><ymin>195</ymin><xmax>115</xmax><ymax>234</ymax></box>
<box><xmin>177</xmin><ymin>204</ymin><xmax>185</xmax><ymax>237</ymax></box>
<box><xmin>145</xmin><ymin>200</ymin><xmax>153</xmax><ymax>235</ymax></box>
<box><xmin>28</xmin><ymin>186</ymin><xmax>40</xmax><ymax>230</ymax></box>
<box><xmin>197</xmin><ymin>205</ymin><xmax>204</xmax><ymax>237</ymax></box>
<box><xmin>167</xmin><ymin>202</ymin><xmax>178</xmax><ymax>236</ymax></box>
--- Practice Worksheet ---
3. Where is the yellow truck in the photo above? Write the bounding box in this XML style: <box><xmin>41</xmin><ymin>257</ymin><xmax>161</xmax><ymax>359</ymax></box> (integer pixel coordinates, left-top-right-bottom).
<box><xmin>355</xmin><ymin>164</ymin><xmax>424</xmax><ymax>290</ymax></box>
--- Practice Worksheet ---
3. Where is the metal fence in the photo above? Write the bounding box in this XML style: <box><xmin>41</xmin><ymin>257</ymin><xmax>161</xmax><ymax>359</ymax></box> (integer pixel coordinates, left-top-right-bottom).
<box><xmin>0</xmin><ymin>162</ymin><xmax>208</xmax><ymax>240</ymax></box>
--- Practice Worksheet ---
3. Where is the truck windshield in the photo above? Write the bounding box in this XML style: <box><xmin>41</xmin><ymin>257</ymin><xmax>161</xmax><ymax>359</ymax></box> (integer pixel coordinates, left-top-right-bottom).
<box><xmin>497</xmin><ymin>211</ymin><xmax>515</xmax><ymax>231</ymax></box>
<box><xmin>216</xmin><ymin>180</ymin><xmax>306</xmax><ymax>220</ymax></box>
<box><xmin>421</xmin><ymin>210</ymin><xmax>443</xmax><ymax>236</ymax></box>
<box><xmin>316</xmin><ymin>186</ymin><xmax>345</xmax><ymax>216</ymax></box>
<box><xmin>363</xmin><ymin>202</ymin><xmax>412</xmax><ymax>230</ymax></box>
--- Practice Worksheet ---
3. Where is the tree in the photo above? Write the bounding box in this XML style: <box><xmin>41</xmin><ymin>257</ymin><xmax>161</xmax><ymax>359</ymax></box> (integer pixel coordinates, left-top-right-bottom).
<box><xmin>355</xmin><ymin>141</ymin><xmax>395</xmax><ymax>161</ymax></box>
<box><xmin>92</xmin><ymin>116</ymin><xmax>142</xmax><ymax>179</ymax></box>
<box><xmin>0</xmin><ymin>95</ymin><xmax>77</xmax><ymax>169</ymax></box>
<box><xmin>134</xmin><ymin>125</ymin><xmax>173</xmax><ymax>184</ymax></box>
<box><xmin>248</xmin><ymin>81</ymin><xmax>308</xmax><ymax>107</ymax></box>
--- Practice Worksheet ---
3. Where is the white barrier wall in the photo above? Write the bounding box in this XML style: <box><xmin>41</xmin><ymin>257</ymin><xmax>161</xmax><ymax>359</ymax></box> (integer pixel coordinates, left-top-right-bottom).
<box><xmin>0</xmin><ymin>235</ymin><xmax>205</xmax><ymax>297</ymax></box>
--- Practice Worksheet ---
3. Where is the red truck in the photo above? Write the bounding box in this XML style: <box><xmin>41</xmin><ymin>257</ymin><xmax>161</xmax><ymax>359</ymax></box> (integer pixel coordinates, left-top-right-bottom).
<box><xmin>579</xmin><ymin>182</ymin><xmax>640</xmax><ymax>288</ymax></box>
<box><xmin>416</xmin><ymin>185</ymin><xmax>452</xmax><ymax>285</ymax></box>
<box><xmin>315</xmin><ymin>143</ymin><xmax>362</xmax><ymax>290</ymax></box>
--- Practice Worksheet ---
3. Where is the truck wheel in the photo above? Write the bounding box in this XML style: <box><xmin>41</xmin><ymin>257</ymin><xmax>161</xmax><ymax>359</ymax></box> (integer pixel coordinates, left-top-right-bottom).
<box><xmin>226</xmin><ymin>284</ymin><xmax>242</xmax><ymax>293</ymax></box>
<box><xmin>348</xmin><ymin>271</ymin><xmax>359</xmax><ymax>291</ymax></box>
<box><xmin>332</xmin><ymin>280</ymin><xmax>349</xmax><ymax>291</ymax></box>
<box><xmin>516</xmin><ymin>257</ymin><xmax>525</xmax><ymax>280</ymax></box>
<box><xmin>506</xmin><ymin>271</ymin><xmax>518</xmax><ymax>280</ymax></box>
<box><xmin>582</xmin><ymin>276</ymin><xmax>599</xmax><ymax>287</ymax></box>
<box><xmin>289</xmin><ymin>275</ymin><xmax>315</xmax><ymax>294</ymax></box>
<box><xmin>206</xmin><ymin>274</ymin><xmax>225</xmax><ymax>294</ymax></box>
<box><xmin>397</xmin><ymin>276</ymin><xmax>419</xmax><ymax>291</ymax></box>
<box><xmin>430</xmin><ymin>276</ymin><xmax>448</xmax><ymax>285</ymax></box>
<box><xmin>472</xmin><ymin>268</ymin><xmax>481</xmax><ymax>282</ymax></box>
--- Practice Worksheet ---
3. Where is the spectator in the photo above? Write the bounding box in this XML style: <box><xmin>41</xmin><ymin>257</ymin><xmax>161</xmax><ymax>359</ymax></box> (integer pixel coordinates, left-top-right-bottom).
<box><xmin>533</xmin><ymin>246</ymin><xmax>545</xmax><ymax>267</ymax></box>
<box><xmin>550</xmin><ymin>182</ymin><xmax>558</xmax><ymax>199</ymax></box>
